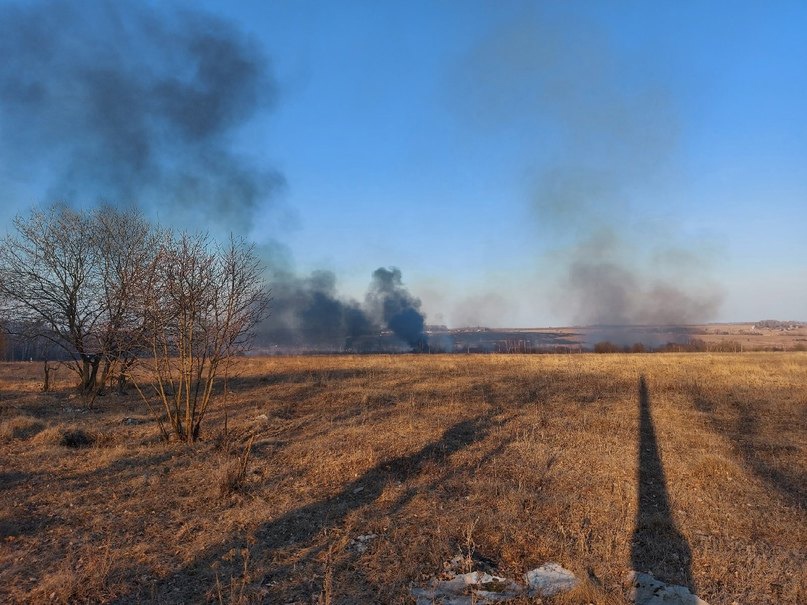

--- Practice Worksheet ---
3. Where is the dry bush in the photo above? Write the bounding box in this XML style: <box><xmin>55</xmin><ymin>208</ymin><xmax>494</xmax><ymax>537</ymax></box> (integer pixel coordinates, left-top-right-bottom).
<box><xmin>593</xmin><ymin>340</ymin><xmax>620</xmax><ymax>353</ymax></box>
<box><xmin>217</xmin><ymin>434</ymin><xmax>256</xmax><ymax>499</ymax></box>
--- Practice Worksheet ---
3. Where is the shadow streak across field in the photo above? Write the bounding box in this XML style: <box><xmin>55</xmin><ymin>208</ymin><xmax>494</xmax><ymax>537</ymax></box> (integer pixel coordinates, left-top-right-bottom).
<box><xmin>696</xmin><ymin>393</ymin><xmax>805</xmax><ymax>508</ymax></box>
<box><xmin>728</xmin><ymin>401</ymin><xmax>805</xmax><ymax>507</ymax></box>
<box><xmin>631</xmin><ymin>376</ymin><xmax>694</xmax><ymax>590</ymax></box>
<box><xmin>122</xmin><ymin>414</ymin><xmax>492</xmax><ymax>603</ymax></box>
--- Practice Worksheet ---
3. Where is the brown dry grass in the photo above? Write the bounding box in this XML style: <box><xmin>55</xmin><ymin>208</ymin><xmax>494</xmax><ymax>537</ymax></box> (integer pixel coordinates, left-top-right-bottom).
<box><xmin>0</xmin><ymin>354</ymin><xmax>805</xmax><ymax>604</ymax></box>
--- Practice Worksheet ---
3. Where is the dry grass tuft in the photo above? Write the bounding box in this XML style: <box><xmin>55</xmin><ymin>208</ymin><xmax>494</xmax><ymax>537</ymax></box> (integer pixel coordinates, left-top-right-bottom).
<box><xmin>29</xmin><ymin>424</ymin><xmax>67</xmax><ymax>446</ymax></box>
<box><xmin>217</xmin><ymin>435</ymin><xmax>256</xmax><ymax>499</ymax></box>
<box><xmin>0</xmin><ymin>414</ymin><xmax>45</xmax><ymax>441</ymax></box>
<box><xmin>23</xmin><ymin>542</ymin><xmax>118</xmax><ymax>604</ymax></box>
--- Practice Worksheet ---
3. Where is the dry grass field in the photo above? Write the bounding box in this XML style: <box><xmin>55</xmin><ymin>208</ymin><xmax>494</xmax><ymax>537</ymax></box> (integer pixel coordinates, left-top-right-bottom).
<box><xmin>1</xmin><ymin>353</ymin><xmax>805</xmax><ymax>604</ymax></box>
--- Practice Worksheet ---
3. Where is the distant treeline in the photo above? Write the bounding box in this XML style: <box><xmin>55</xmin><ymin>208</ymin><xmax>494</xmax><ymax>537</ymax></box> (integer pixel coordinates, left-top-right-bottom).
<box><xmin>0</xmin><ymin>326</ymin><xmax>69</xmax><ymax>362</ymax></box>
<box><xmin>593</xmin><ymin>339</ymin><xmax>806</xmax><ymax>353</ymax></box>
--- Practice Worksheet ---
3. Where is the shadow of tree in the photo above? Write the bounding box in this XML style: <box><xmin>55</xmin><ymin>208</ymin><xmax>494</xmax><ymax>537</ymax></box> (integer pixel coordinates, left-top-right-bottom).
<box><xmin>117</xmin><ymin>414</ymin><xmax>493</xmax><ymax>603</ymax></box>
<box><xmin>695</xmin><ymin>391</ymin><xmax>805</xmax><ymax>508</ymax></box>
<box><xmin>728</xmin><ymin>400</ymin><xmax>805</xmax><ymax>507</ymax></box>
<box><xmin>631</xmin><ymin>376</ymin><xmax>694</xmax><ymax>589</ymax></box>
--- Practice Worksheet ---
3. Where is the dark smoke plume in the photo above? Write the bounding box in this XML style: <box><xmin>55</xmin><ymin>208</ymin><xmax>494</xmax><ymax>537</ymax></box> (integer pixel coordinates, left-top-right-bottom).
<box><xmin>365</xmin><ymin>268</ymin><xmax>427</xmax><ymax>350</ymax></box>
<box><xmin>258</xmin><ymin>269</ymin><xmax>374</xmax><ymax>349</ymax></box>
<box><xmin>0</xmin><ymin>0</ymin><xmax>281</xmax><ymax>232</ymax></box>
<box><xmin>257</xmin><ymin>266</ymin><xmax>428</xmax><ymax>351</ymax></box>
<box><xmin>0</xmin><ymin>1</ymin><xmax>431</xmax><ymax>352</ymax></box>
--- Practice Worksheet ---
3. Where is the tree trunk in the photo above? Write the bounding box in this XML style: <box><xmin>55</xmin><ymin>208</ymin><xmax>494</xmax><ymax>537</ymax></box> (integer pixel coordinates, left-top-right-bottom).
<box><xmin>117</xmin><ymin>371</ymin><xmax>127</xmax><ymax>395</ymax></box>
<box><xmin>80</xmin><ymin>354</ymin><xmax>101</xmax><ymax>392</ymax></box>
<box><xmin>81</xmin><ymin>355</ymin><xmax>91</xmax><ymax>390</ymax></box>
<box><xmin>96</xmin><ymin>358</ymin><xmax>115</xmax><ymax>396</ymax></box>
<box><xmin>43</xmin><ymin>361</ymin><xmax>52</xmax><ymax>392</ymax></box>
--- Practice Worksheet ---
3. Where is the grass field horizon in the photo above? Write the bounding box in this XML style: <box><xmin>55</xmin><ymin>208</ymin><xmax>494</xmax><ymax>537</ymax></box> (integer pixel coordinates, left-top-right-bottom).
<box><xmin>1</xmin><ymin>352</ymin><xmax>805</xmax><ymax>603</ymax></box>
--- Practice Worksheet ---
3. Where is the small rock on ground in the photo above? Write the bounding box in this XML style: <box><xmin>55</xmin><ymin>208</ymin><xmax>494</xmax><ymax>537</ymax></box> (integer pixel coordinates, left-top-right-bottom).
<box><xmin>525</xmin><ymin>562</ymin><xmax>579</xmax><ymax>596</ymax></box>
<box><xmin>412</xmin><ymin>562</ymin><xmax>578</xmax><ymax>604</ymax></box>
<box><xmin>626</xmin><ymin>571</ymin><xmax>709</xmax><ymax>605</ymax></box>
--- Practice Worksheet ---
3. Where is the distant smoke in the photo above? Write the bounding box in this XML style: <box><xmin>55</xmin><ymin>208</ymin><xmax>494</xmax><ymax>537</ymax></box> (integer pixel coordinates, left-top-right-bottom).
<box><xmin>0</xmin><ymin>1</ymin><xmax>433</xmax><ymax>350</ymax></box>
<box><xmin>0</xmin><ymin>0</ymin><xmax>280</xmax><ymax>232</ymax></box>
<box><xmin>366</xmin><ymin>268</ymin><xmax>427</xmax><ymax>349</ymax></box>
<box><xmin>259</xmin><ymin>267</ymin><xmax>427</xmax><ymax>351</ymax></box>
<box><xmin>450</xmin><ymin>292</ymin><xmax>516</xmax><ymax>329</ymax></box>
<box><xmin>259</xmin><ymin>269</ymin><xmax>373</xmax><ymax>348</ymax></box>
<box><xmin>456</xmin><ymin>9</ymin><xmax>723</xmax><ymax>327</ymax></box>
<box><xmin>561</xmin><ymin>229</ymin><xmax>723</xmax><ymax>326</ymax></box>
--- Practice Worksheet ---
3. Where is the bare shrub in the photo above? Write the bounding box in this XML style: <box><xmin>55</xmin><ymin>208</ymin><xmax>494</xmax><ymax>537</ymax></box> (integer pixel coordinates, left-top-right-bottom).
<box><xmin>711</xmin><ymin>340</ymin><xmax>744</xmax><ymax>353</ymax></box>
<box><xmin>134</xmin><ymin>233</ymin><xmax>269</xmax><ymax>443</ymax></box>
<box><xmin>59</xmin><ymin>428</ymin><xmax>95</xmax><ymax>448</ymax></box>
<box><xmin>218</xmin><ymin>434</ymin><xmax>256</xmax><ymax>498</ymax></box>
<box><xmin>593</xmin><ymin>341</ymin><xmax>619</xmax><ymax>353</ymax></box>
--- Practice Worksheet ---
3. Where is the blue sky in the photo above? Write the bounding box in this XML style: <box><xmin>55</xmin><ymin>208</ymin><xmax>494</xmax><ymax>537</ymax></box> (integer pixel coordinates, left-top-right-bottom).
<box><xmin>2</xmin><ymin>1</ymin><xmax>806</xmax><ymax>326</ymax></box>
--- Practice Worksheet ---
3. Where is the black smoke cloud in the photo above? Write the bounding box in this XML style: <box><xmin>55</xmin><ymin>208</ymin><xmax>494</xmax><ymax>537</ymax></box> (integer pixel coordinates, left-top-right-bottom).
<box><xmin>258</xmin><ymin>267</ymin><xmax>427</xmax><ymax>351</ymax></box>
<box><xmin>0</xmin><ymin>0</ymin><xmax>280</xmax><ymax>232</ymax></box>
<box><xmin>258</xmin><ymin>269</ymin><xmax>372</xmax><ymax>348</ymax></box>
<box><xmin>456</xmin><ymin>9</ymin><xmax>723</xmax><ymax>328</ymax></box>
<box><xmin>365</xmin><ymin>268</ymin><xmax>427</xmax><ymax>349</ymax></box>
<box><xmin>0</xmin><ymin>0</ymin><xmax>429</xmax><ymax>351</ymax></box>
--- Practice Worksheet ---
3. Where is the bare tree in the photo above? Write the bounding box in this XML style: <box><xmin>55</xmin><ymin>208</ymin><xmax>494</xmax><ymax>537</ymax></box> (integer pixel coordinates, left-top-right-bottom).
<box><xmin>0</xmin><ymin>205</ymin><xmax>102</xmax><ymax>391</ymax></box>
<box><xmin>0</xmin><ymin>204</ymin><xmax>160</xmax><ymax>395</ymax></box>
<box><xmin>1</xmin><ymin>204</ymin><xmax>267</xmax><ymax>434</ymax></box>
<box><xmin>134</xmin><ymin>232</ymin><xmax>269</xmax><ymax>443</ymax></box>
<box><xmin>89</xmin><ymin>205</ymin><xmax>162</xmax><ymax>395</ymax></box>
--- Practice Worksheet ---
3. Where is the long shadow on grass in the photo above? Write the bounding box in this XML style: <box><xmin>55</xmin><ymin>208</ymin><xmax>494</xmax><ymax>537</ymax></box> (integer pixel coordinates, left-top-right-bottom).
<box><xmin>695</xmin><ymin>393</ymin><xmax>805</xmax><ymax>508</ymax></box>
<box><xmin>127</xmin><ymin>414</ymin><xmax>492</xmax><ymax>604</ymax></box>
<box><xmin>631</xmin><ymin>376</ymin><xmax>694</xmax><ymax>589</ymax></box>
<box><xmin>729</xmin><ymin>401</ymin><xmax>805</xmax><ymax>507</ymax></box>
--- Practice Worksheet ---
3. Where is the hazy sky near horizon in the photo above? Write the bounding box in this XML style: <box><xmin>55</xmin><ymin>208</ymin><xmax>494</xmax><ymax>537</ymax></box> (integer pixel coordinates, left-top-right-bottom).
<box><xmin>1</xmin><ymin>1</ymin><xmax>805</xmax><ymax>326</ymax></box>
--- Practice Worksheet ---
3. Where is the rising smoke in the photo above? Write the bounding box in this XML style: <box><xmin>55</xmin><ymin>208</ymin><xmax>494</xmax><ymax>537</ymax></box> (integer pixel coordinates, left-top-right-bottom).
<box><xmin>365</xmin><ymin>268</ymin><xmax>427</xmax><ymax>350</ymax></box>
<box><xmin>456</xmin><ymin>9</ymin><xmax>724</xmax><ymax>329</ymax></box>
<box><xmin>0</xmin><ymin>0</ymin><xmax>428</xmax><ymax>351</ymax></box>
<box><xmin>0</xmin><ymin>0</ymin><xmax>279</xmax><ymax>232</ymax></box>
<box><xmin>257</xmin><ymin>267</ymin><xmax>427</xmax><ymax>352</ymax></box>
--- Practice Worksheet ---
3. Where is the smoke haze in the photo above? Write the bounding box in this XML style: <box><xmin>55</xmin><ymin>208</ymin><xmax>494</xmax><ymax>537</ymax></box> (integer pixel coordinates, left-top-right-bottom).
<box><xmin>1</xmin><ymin>2</ymin><xmax>731</xmax><ymax>347</ymax></box>
<box><xmin>456</xmin><ymin>9</ymin><xmax>724</xmax><ymax>326</ymax></box>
